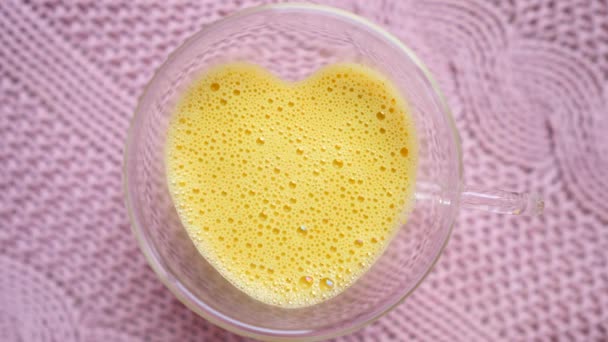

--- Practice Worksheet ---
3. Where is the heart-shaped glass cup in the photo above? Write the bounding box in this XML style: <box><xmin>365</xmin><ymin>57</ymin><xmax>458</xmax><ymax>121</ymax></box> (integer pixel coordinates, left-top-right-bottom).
<box><xmin>124</xmin><ymin>4</ymin><xmax>543</xmax><ymax>341</ymax></box>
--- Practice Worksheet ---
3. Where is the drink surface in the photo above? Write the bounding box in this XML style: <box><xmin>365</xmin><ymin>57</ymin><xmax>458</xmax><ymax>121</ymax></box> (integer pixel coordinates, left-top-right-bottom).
<box><xmin>166</xmin><ymin>62</ymin><xmax>417</xmax><ymax>307</ymax></box>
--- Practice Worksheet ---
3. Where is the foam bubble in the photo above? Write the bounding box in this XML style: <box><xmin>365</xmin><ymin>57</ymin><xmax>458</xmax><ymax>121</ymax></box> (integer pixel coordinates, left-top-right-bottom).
<box><xmin>166</xmin><ymin>62</ymin><xmax>417</xmax><ymax>308</ymax></box>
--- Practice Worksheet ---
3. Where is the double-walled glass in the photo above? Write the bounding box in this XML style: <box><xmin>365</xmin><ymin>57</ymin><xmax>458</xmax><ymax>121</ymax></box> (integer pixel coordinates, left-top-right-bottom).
<box><xmin>124</xmin><ymin>4</ymin><xmax>542</xmax><ymax>341</ymax></box>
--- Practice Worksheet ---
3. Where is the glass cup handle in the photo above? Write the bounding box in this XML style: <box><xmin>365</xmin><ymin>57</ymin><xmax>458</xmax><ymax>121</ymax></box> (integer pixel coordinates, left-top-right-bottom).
<box><xmin>460</xmin><ymin>185</ymin><xmax>544</xmax><ymax>216</ymax></box>
<box><xmin>416</xmin><ymin>182</ymin><xmax>544</xmax><ymax>216</ymax></box>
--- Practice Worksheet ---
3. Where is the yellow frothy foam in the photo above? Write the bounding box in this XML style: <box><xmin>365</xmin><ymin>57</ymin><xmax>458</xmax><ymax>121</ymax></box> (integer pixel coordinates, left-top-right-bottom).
<box><xmin>166</xmin><ymin>62</ymin><xmax>417</xmax><ymax>308</ymax></box>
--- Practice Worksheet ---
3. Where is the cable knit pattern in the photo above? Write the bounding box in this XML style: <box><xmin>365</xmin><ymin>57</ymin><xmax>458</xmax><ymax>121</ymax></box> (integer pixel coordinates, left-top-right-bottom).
<box><xmin>1</xmin><ymin>0</ymin><xmax>607</xmax><ymax>341</ymax></box>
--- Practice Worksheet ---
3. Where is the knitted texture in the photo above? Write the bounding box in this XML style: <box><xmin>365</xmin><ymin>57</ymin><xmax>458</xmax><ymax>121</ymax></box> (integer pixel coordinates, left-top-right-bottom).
<box><xmin>1</xmin><ymin>0</ymin><xmax>607</xmax><ymax>341</ymax></box>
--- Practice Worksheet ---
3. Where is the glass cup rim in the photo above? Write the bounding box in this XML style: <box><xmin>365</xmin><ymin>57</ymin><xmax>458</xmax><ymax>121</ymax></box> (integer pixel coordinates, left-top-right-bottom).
<box><xmin>123</xmin><ymin>3</ymin><xmax>463</xmax><ymax>340</ymax></box>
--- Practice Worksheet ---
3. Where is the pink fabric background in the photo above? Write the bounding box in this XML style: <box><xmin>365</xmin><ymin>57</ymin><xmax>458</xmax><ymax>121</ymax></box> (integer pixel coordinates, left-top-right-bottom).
<box><xmin>1</xmin><ymin>0</ymin><xmax>607</xmax><ymax>341</ymax></box>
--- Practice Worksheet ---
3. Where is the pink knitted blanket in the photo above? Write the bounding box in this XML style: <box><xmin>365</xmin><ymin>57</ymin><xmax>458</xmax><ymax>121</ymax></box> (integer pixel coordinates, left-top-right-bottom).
<box><xmin>1</xmin><ymin>1</ymin><xmax>607</xmax><ymax>341</ymax></box>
